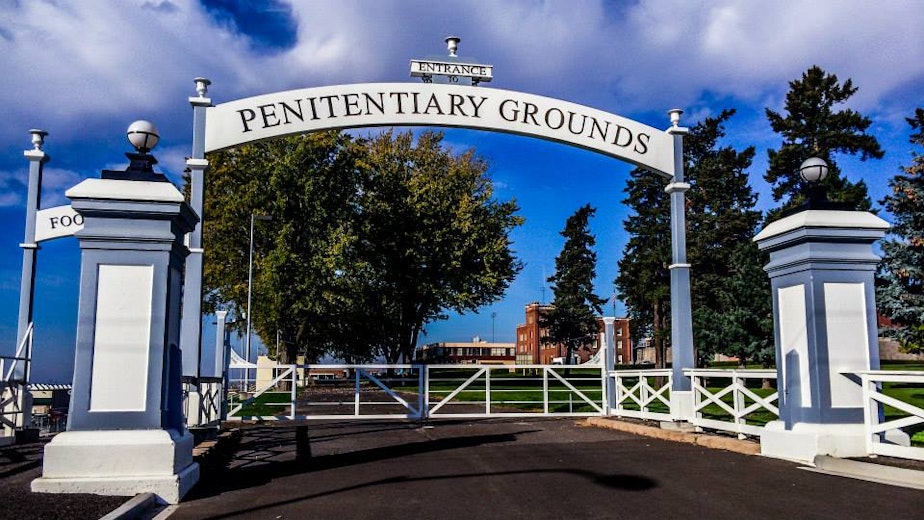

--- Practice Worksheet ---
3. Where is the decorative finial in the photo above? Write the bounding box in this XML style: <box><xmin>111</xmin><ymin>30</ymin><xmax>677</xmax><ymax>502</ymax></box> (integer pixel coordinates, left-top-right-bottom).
<box><xmin>445</xmin><ymin>36</ymin><xmax>460</xmax><ymax>57</ymax></box>
<box><xmin>194</xmin><ymin>77</ymin><xmax>211</xmax><ymax>98</ymax></box>
<box><xmin>29</xmin><ymin>129</ymin><xmax>48</xmax><ymax>151</ymax></box>
<box><xmin>126</xmin><ymin>120</ymin><xmax>160</xmax><ymax>154</ymax></box>
<box><xmin>668</xmin><ymin>109</ymin><xmax>683</xmax><ymax>128</ymax></box>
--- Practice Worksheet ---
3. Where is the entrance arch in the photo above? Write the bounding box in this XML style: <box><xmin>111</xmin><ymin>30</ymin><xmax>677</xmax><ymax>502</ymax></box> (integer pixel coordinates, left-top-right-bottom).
<box><xmin>182</xmin><ymin>80</ymin><xmax>694</xmax><ymax>417</ymax></box>
<box><xmin>203</xmin><ymin>83</ymin><xmax>675</xmax><ymax>177</ymax></box>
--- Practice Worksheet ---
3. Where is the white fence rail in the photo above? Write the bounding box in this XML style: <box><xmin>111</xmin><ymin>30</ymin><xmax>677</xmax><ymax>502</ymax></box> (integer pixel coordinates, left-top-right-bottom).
<box><xmin>687</xmin><ymin>369</ymin><xmax>778</xmax><ymax>438</ymax></box>
<box><xmin>855</xmin><ymin>370</ymin><xmax>924</xmax><ymax>462</ymax></box>
<box><xmin>425</xmin><ymin>365</ymin><xmax>604</xmax><ymax>418</ymax></box>
<box><xmin>226</xmin><ymin>363</ymin><xmax>606</xmax><ymax>421</ymax></box>
<box><xmin>218</xmin><ymin>363</ymin><xmax>924</xmax><ymax>463</ymax></box>
<box><xmin>609</xmin><ymin>369</ymin><xmax>673</xmax><ymax>421</ymax></box>
<box><xmin>1</xmin><ymin>323</ymin><xmax>34</xmax><ymax>443</ymax></box>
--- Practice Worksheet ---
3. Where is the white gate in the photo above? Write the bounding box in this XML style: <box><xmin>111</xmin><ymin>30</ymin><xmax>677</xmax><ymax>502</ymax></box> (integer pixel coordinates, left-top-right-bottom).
<box><xmin>225</xmin><ymin>363</ymin><xmax>606</xmax><ymax>421</ymax></box>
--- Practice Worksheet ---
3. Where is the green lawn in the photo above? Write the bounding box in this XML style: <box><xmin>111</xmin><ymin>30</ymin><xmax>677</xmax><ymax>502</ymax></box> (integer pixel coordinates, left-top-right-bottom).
<box><xmin>424</xmin><ymin>368</ymin><xmax>604</xmax><ymax>414</ymax></box>
<box><xmin>228</xmin><ymin>391</ymin><xmax>293</xmax><ymax>417</ymax></box>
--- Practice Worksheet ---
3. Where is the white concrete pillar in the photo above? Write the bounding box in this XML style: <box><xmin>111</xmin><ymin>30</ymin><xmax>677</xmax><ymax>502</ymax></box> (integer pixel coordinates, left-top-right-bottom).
<box><xmin>755</xmin><ymin>209</ymin><xmax>889</xmax><ymax>463</ymax></box>
<box><xmin>32</xmin><ymin>138</ymin><xmax>200</xmax><ymax>504</ymax></box>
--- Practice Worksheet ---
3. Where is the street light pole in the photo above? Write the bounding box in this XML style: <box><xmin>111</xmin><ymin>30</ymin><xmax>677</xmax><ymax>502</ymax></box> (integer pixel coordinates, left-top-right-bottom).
<box><xmin>491</xmin><ymin>312</ymin><xmax>497</xmax><ymax>343</ymax></box>
<box><xmin>245</xmin><ymin>213</ymin><xmax>271</xmax><ymax>366</ymax></box>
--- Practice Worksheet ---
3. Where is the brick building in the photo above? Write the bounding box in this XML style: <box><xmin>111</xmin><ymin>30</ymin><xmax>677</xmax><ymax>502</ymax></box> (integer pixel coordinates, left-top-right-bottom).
<box><xmin>515</xmin><ymin>302</ymin><xmax>632</xmax><ymax>365</ymax></box>
<box><xmin>416</xmin><ymin>340</ymin><xmax>516</xmax><ymax>365</ymax></box>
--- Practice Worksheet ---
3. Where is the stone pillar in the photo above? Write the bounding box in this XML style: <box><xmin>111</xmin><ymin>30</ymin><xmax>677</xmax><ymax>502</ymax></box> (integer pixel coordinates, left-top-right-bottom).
<box><xmin>754</xmin><ymin>209</ymin><xmax>889</xmax><ymax>463</ymax></box>
<box><xmin>32</xmin><ymin>146</ymin><xmax>200</xmax><ymax>504</ymax></box>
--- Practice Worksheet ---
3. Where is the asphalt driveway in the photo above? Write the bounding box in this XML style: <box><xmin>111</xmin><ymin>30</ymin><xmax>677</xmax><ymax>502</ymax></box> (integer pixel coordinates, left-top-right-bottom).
<box><xmin>173</xmin><ymin>418</ymin><xmax>924</xmax><ymax>519</ymax></box>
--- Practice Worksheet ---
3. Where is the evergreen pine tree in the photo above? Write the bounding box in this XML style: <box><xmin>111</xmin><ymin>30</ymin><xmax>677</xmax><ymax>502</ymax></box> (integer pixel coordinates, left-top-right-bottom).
<box><xmin>765</xmin><ymin>66</ymin><xmax>884</xmax><ymax>216</ymax></box>
<box><xmin>686</xmin><ymin>110</ymin><xmax>771</xmax><ymax>366</ymax></box>
<box><xmin>616</xmin><ymin>169</ymin><xmax>671</xmax><ymax>367</ymax></box>
<box><xmin>543</xmin><ymin>205</ymin><xmax>607</xmax><ymax>366</ymax></box>
<box><xmin>876</xmin><ymin>108</ymin><xmax>924</xmax><ymax>353</ymax></box>
<box><xmin>617</xmin><ymin>110</ymin><xmax>770</xmax><ymax>368</ymax></box>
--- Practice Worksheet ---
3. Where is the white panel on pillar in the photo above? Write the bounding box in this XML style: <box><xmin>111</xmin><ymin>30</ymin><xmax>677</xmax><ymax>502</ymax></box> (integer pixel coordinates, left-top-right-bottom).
<box><xmin>779</xmin><ymin>284</ymin><xmax>811</xmax><ymax>407</ymax></box>
<box><xmin>90</xmin><ymin>264</ymin><xmax>153</xmax><ymax>412</ymax></box>
<box><xmin>824</xmin><ymin>282</ymin><xmax>870</xmax><ymax>408</ymax></box>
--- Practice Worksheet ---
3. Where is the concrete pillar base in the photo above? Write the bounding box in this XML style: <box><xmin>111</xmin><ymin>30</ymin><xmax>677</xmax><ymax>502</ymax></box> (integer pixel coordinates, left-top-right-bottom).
<box><xmin>31</xmin><ymin>429</ymin><xmax>199</xmax><ymax>504</ymax></box>
<box><xmin>759</xmin><ymin>420</ymin><xmax>867</xmax><ymax>464</ymax></box>
<box><xmin>670</xmin><ymin>390</ymin><xmax>694</xmax><ymax>422</ymax></box>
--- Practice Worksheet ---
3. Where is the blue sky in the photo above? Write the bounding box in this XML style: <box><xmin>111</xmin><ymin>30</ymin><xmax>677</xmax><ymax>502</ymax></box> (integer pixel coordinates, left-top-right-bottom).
<box><xmin>1</xmin><ymin>1</ymin><xmax>922</xmax><ymax>382</ymax></box>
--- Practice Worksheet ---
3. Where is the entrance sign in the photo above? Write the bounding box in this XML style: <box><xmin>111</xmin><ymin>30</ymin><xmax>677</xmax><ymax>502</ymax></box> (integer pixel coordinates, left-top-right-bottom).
<box><xmin>203</xmin><ymin>83</ymin><xmax>676</xmax><ymax>177</ymax></box>
<box><xmin>410</xmin><ymin>60</ymin><xmax>493</xmax><ymax>84</ymax></box>
<box><xmin>35</xmin><ymin>205</ymin><xmax>83</xmax><ymax>243</ymax></box>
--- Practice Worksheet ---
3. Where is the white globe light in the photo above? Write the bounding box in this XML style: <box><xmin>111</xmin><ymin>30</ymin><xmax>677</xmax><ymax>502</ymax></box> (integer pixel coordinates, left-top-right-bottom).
<box><xmin>799</xmin><ymin>157</ymin><xmax>829</xmax><ymax>183</ymax></box>
<box><xmin>126</xmin><ymin>120</ymin><xmax>159</xmax><ymax>153</ymax></box>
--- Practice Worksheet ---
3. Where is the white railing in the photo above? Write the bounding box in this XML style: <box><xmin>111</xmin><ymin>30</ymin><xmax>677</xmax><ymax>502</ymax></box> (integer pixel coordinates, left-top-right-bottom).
<box><xmin>855</xmin><ymin>370</ymin><xmax>924</xmax><ymax>461</ymax></box>
<box><xmin>227</xmin><ymin>364</ymin><xmax>424</xmax><ymax>421</ymax></box>
<box><xmin>425</xmin><ymin>364</ymin><xmax>604</xmax><ymax>418</ymax></box>
<box><xmin>197</xmin><ymin>377</ymin><xmax>223</xmax><ymax>426</ymax></box>
<box><xmin>687</xmin><ymin>369</ymin><xmax>778</xmax><ymax>438</ymax></box>
<box><xmin>609</xmin><ymin>369</ymin><xmax>673</xmax><ymax>421</ymax></box>
<box><xmin>3</xmin><ymin>322</ymin><xmax>34</xmax><ymax>384</ymax></box>
<box><xmin>225</xmin><ymin>363</ymin><xmax>606</xmax><ymax>421</ymax></box>
<box><xmin>1</xmin><ymin>323</ymin><xmax>34</xmax><ymax>443</ymax></box>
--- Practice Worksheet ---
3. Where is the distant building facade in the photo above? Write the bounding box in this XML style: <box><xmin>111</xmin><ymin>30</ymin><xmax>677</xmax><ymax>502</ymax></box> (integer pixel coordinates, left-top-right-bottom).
<box><xmin>515</xmin><ymin>302</ymin><xmax>632</xmax><ymax>365</ymax></box>
<box><xmin>416</xmin><ymin>340</ymin><xmax>516</xmax><ymax>365</ymax></box>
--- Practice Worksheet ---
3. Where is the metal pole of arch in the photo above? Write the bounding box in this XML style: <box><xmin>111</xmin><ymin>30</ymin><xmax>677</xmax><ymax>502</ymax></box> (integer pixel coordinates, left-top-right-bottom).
<box><xmin>16</xmin><ymin>130</ymin><xmax>48</xmax><ymax>383</ymax></box>
<box><xmin>665</xmin><ymin>109</ymin><xmax>695</xmax><ymax>421</ymax></box>
<box><xmin>180</xmin><ymin>78</ymin><xmax>211</xmax><ymax>425</ymax></box>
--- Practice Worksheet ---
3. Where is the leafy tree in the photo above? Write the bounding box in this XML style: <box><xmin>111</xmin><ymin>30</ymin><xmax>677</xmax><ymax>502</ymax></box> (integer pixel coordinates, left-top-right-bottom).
<box><xmin>203</xmin><ymin>132</ymin><xmax>365</xmax><ymax>364</ymax></box>
<box><xmin>203</xmin><ymin>130</ymin><xmax>523</xmax><ymax>365</ymax></box>
<box><xmin>616</xmin><ymin>167</ymin><xmax>671</xmax><ymax>367</ymax></box>
<box><xmin>350</xmin><ymin>130</ymin><xmax>523</xmax><ymax>363</ymax></box>
<box><xmin>765</xmin><ymin>66</ymin><xmax>884</xmax><ymax>216</ymax></box>
<box><xmin>686</xmin><ymin>110</ymin><xmax>771</xmax><ymax>367</ymax></box>
<box><xmin>542</xmin><ymin>205</ymin><xmax>607</xmax><ymax>366</ymax></box>
<box><xmin>877</xmin><ymin>108</ymin><xmax>924</xmax><ymax>353</ymax></box>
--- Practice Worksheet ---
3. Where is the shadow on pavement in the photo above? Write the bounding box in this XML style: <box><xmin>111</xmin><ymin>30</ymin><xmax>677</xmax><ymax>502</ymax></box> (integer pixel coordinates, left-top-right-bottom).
<box><xmin>189</xmin><ymin>426</ymin><xmax>543</xmax><ymax>499</ymax></box>
<box><xmin>193</xmin><ymin>467</ymin><xmax>656</xmax><ymax>520</ymax></box>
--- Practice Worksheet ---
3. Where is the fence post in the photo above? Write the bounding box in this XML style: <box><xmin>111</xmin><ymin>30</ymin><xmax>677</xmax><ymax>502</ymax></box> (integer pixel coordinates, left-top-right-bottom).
<box><xmin>543</xmin><ymin>368</ymin><xmax>549</xmax><ymax>414</ymax></box>
<box><xmin>420</xmin><ymin>365</ymin><xmax>428</xmax><ymax>421</ymax></box>
<box><xmin>602</xmin><ymin>318</ymin><xmax>616</xmax><ymax>415</ymax></box>
<box><xmin>485</xmin><ymin>367</ymin><xmax>492</xmax><ymax>415</ymax></box>
<box><xmin>354</xmin><ymin>369</ymin><xmax>361</xmax><ymax>416</ymax></box>
<box><xmin>733</xmin><ymin>372</ymin><xmax>746</xmax><ymax>439</ymax></box>
<box><xmin>290</xmin><ymin>366</ymin><xmax>296</xmax><ymax>420</ymax></box>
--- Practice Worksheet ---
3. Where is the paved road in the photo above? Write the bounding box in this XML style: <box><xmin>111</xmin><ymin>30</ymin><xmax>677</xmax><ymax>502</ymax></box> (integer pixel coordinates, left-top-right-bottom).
<box><xmin>174</xmin><ymin>418</ymin><xmax>924</xmax><ymax>520</ymax></box>
<box><xmin>0</xmin><ymin>440</ymin><xmax>125</xmax><ymax>520</ymax></box>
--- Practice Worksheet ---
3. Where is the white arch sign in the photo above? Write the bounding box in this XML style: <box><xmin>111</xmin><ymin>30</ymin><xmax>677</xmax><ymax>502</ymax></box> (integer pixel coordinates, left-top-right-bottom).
<box><xmin>204</xmin><ymin>83</ymin><xmax>675</xmax><ymax>177</ymax></box>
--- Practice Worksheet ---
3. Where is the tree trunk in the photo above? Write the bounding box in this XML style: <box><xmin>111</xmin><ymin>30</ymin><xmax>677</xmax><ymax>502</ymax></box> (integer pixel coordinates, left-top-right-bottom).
<box><xmin>653</xmin><ymin>301</ymin><xmax>665</xmax><ymax>369</ymax></box>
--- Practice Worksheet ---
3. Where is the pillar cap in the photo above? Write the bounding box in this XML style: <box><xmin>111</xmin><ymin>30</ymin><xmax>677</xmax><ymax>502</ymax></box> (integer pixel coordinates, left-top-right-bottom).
<box><xmin>754</xmin><ymin>210</ymin><xmax>889</xmax><ymax>243</ymax></box>
<box><xmin>66</xmin><ymin>178</ymin><xmax>185</xmax><ymax>203</ymax></box>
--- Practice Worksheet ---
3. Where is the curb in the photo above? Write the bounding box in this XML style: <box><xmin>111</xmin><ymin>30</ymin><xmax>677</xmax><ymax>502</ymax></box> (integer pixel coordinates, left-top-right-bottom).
<box><xmin>99</xmin><ymin>493</ymin><xmax>158</xmax><ymax>520</ymax></box>
<box><xmin>582</xmin><ymin>417</ymin><xmax>761</xmax><ymax>456</ymax></box>
<box><xmin>804</xmin><ymin>455</ymin><xmax>924</xmax><ymax>490</ymax></box>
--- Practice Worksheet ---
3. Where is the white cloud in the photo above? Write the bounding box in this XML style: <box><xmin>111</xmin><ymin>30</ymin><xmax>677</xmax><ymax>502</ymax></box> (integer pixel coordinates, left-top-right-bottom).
<box><xmin>40</xmin><ymin>168</ymin><xmax>86</xmax><ymax>207</ymax></box>
<box><xmin>0</xmin><ymin>0</ymin><xmax>920</xmax><ymax>155</ymax></box>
